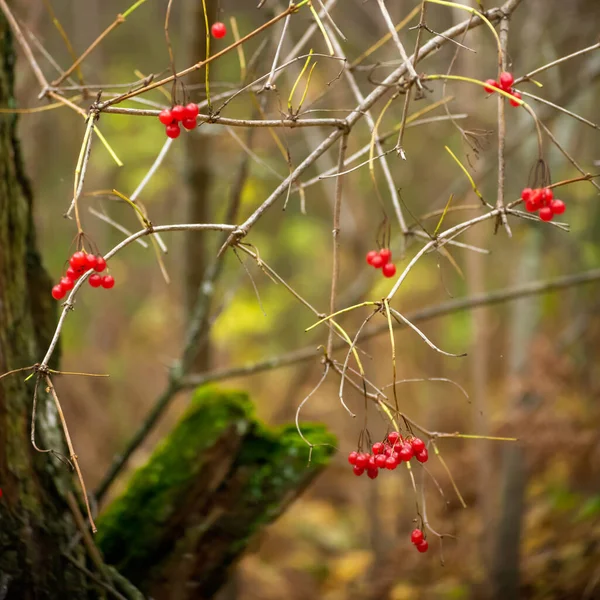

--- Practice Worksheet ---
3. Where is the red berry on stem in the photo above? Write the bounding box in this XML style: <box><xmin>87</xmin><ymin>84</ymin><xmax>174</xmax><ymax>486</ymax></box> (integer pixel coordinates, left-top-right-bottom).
<box><xmin>158</xmin><ymin>109</ymin><xmax>174</xmax><ymax>125</ymax></box>
<box><xmin>353</xmin><ymin>465</ymin><xmax>365</xmax><ymax>476</ymax></box>
<box><xmin>69</xmin><ymin>251</ymin><xmax>86</xmax><ymax>270</ymax></box>
<box><xmin>509</xmin><ymin>90</ymin><xmax>522</xmax><ymax>107</ymax></box>
<box><xmin>355</xmin><ymin>453</ymin><xmax>368</xmax><ymax>469</ymax></box>
<box><xmin>416</xmin><ymin>540</ymin><xmax>429</xmax><ymax>553</ymax></box>
<box><xmin>211</xmin><ymin>22</ymin><xmax>227</xmax><ymax>38</ymax></box>
<box><xmin>541</xmin><ymin>187</ymin><xmax>554</xmax><ymax>204</ymax></box>
<box><xmin>66</xmin><ymin>267</ymin><xmax>79</xmax><ymax>280</ymax></box>
<box><xmin>387</xmin><ymin>431</ymin><xmax>400</xmax><ymax>445</ymax></box>
<box><xmin>375</xmin><ymin>454</ymin><xmax>387</xmax><ymax>468</ymax></box>
<box><xmin>530</xmin><ymin>189</ymin><xmax>543</xmax><ymax>209</ymax></box>
<box><xmin>539</xmin><ymin>206</ymin><xmax>553</xmax><ymax>222</ymax></box>
<box><xmin>101</xmin><ymin>275</ymin><xmax>115</xmax><ymax>289</ymax></box>
<box><xmin>171</xmin><ymin>105</ymin><xmax>186</xmax><ymax>121</ymax></box>
<box><xmin>379</xmin><ymin>248</ymin><xmax>392</xmax><ymax>264</ymax></box>
<box><xmin>367</xmin><ymin>469</ymin><xmax>379</xmax><ymax>480</ymax></box>
<box><xmin>499</xmin><ymin>71</ymin><xmax>514</xmax><ymax>90</ymax></box>
<box><xmin>410</xmin><ymin>437</ymin><xmax>425</xmax><ymax>453</ymax></box>
<box><xmin>94</xmin><ymin>256</ymin><xmax>107</xmax><ymax>272</ymax></box>
<box><xmin>348</xmin><ymin>451</ymin><xmax>358</xmax><ymax>465</ymax></box>
<box><xmin>182</xmin><ymin>118</ymin><xmax>197</xmax><ymax>131</ymax></box>
<box><xmin>399</xmin><ymin>443</ymin><xmax>414</xmax><ymax>462</ymax></box>
<box><xmin>51</xmin><ymin>284</ymin><xmax>66</xmax><ymax>300</ymax></box>
<box><xmin>525</xmin><ymin>200</ymin><xmax>537</xmax><ymax>213</ymax></box>
<box><xmin>382</xmin><ymin>262</ymin><xmax>396</xmax><ymax>278</ymax></box>
<box><xmin>411</xmin><ymin>529</ymin><xmax>424</xmax><ymax>545</ymax></box>
<box><xmin>366</xmin><ymin>250</ymin><xmax>378</xmax><ymax>265</ymax></box>
<box><xmin>385</xmin><ymin>455</ymin><xmax>398</xmax><ymax>470</ymax></box>
<box><xmin>415</xmin><ymin>448</ymin><xmax>429</xmax><ymax>463</ymax></box>
<box><xmin>370</xmin><ymin>254</ymin><xmax>384</xmax><ymax>268</ymax></box>
<box><xmin>521</xmin><ymin>188</ymin><xmax>532</xmax><ymax>202</ymax></box>
<box><xmin>484</xmin><ymin>79</ymin><xmax>498</xmax><ymax>93</ymax></box>
<box><xmin>372</xmin><ymin>442</ymin><xmax>385</xmax><ymax>455</ymax></box>
<box><xmin>184</xmin><ymin>103</ymin><xmax>199</xmax><ymax>119</ymax></box>
<box><xmin>367</xmin><ymin>455</ymin><xmax>377</xmax><ymax>470</ymax></box>
<box><xmin>166</xmin><ymin>123</ymin><xmax>181</xmax><ymax>139</ymax></box>
<box><xmin>89</xmin><ymin>274</ymin><xmax>102</xmax><ymax>288</ymax></box>
<box><xmin>551</xmin><ymin>199</ymin><xmax>565</xmax><ymax>215</ymax></box>
<box><xmin>60</xmin><ymin>276</ymin><xmax>74</xmax><ymax>291</ymax></box>
<box><xmin>85</xmin><ymin>254</ymin><xmax>97</xmax><ymax>270</ymax></box>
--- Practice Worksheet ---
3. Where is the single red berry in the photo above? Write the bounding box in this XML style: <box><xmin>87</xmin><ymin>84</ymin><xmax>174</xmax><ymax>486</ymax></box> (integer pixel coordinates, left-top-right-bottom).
<box><xmin>348</xmin><ymin>451</ymin><xmax>358</xmax><ymax>465</ymax></box>
<box><xmin>66</xmin><ymin>267</ymin><xmax>80</xmax><ymax>280</ymax></box>
<box><xmin>539</xmin><ymin>206</ymin><xmax>553</xmax><ymax>222</ymax></box>
<box><xmin>94</xmin><ymin>256</ymin><xmax>107</xmax><ymax>272</ymax></box>
<box><xmin>484</xmin><ymin>79</ymin><xmax>498</xmax><ymax>93</ymax></box>
<box><xmin>101</xmin><ymin>275</ymin><xmax>115</xmax><ymax>289</ymax></box>
<box><xmin>166</xmin><ymin>123</ymin><xmax>181</xmax><ymax>139</ymax></box>
<box><xmin>382</xmin><ymin>262</ymin><xmax>396</xmax><ymax>278</ymax></box>
<box><xmin>411</xmin><ymin>529</ymin><xmax>424</xmax><ymax>545</ymax></box>
<box><xmin>415</xmin><ymin>448</ymin><xmax>429</xmax><ymax>463</ymax></box>
<box><xmin>182</xmin><ymin>118</ymin><xmax>197</xmax><ymax>131</ymax></box>
<box><xmin>385</xmin><ymin>455</ymin><xmax>398</xmax><ymax>470</ymax></box>
<box><xmin>51</xmin><ymin>284</ymin><xmax>66</xmax><ymax>300</ymax></box>
<box><xmin>367</xmin><ymin>468</ymin><xmax>379</xmax><ymax>479</ymax></box>
<box><xmin>367</xmin><ymin>455</ymin><xmax>377</xmax><ymax>470</ymax></box>
<box><xmin>366</xmin><ymin>250</ymin><xmax>378</xmax><ymax>265</ymax></box>
<box><xmin>60</xmin><ymin>276</ymin><xmax>74</xmax><ymax>291</ymax></box>
<box><xmin>370</xmin><ymin>254</ymin><xmax>384</xmax><ymax>268</ymax></box>
<box><xmin>521</xmin><ymin>188</ymin><xmax>532</xmax><ymax>202</ymax></box>
<box><xmin>499</xmin><ymin>71</ymin><xmax>514</xmax><ymax>90</ymax></box>
<box><xmin>375</xmin><ymin>454</ymin><xmax>387</xmax><ymax>468</ymax></box>
<box><xmin>353</xmin><ymin>465</ymin><xmax>365</xmax><ymax>476</ymax></box>
<box><xmin>211</xmin><ymin>21</ymin><xmax>227</xmax><ymax>39</ymax></box>
<box><xmin>410</xmin><ymin>437</ymin><xmax>426</xmax><ymax>453</ymax></box>
<box><xmin>171</xmin><ymin>105</ymin><xmax>186</xmax><ymax>121</ymax></box>
<box><xmin>69</xmin><ymin>251</ymin><xmax>86</xmax><ymax>270</ymax></box>
<box><xmin>372</xmin><ymin>442</ymin><xmax>385</xmax><ymax>455</ymax></box>
<box><xmin>379</xmin><ymin>248</ymin><xmax>392</xmax><ymax>264</ymax></box>
<box><xmin>184</xmin><ymin>103</ymin><xmax>199</xmax><ymax>119</ymax></box>
<box><xmin>355</xmin><ymin>453</ymin><xmax>368</xmax><ymax>469</ymax></box>
<box><xmin>509</xmin><ymin>90</ymin><xmax>522</xmax><ymax>107</ymax></box>
<box><xmin>541</xmin><ymin>187</ymin><xmax>554</xmax><ymax>204</ymax></box>
<box><xmin>399</xmin><ymin>443</ymin><xmax>414</xmax><ymax>462</ymax></box>
<box><xmin>525</xmin><ymin>200</ymin><xmax>538</xmax><ymax>213</ymax></box>
<box><xmin>530</xmin><ymin>188</ymin><xmax>543</xmax><ymax>209</ymax></box>
<box><xmin>158</xmin><ymin>109</ymin><xmax>174</xmax><ymax>125</ymax></box>
<box><xmin>89</xmin><ymin>274</ymin><xmax>102</xmax><ymax>288</ymax></box>
<box><xmin>550</xmin><ymin>199</ymin><xmax>566</xmax><ymax>215</ymax></box>
<box><xmin>416</xmin><ymin>540</ymin><xmax>429</xmax><ymax>553</ymax></box>
<box><xmin>387</xmin><ymin>431</ymin><xmax>400</xmax><ymax>445</ymax></box>
<box><xmin>85</xmin><ymin>254</ymin><xmax>98</xmax><ymax>270</ymax></box>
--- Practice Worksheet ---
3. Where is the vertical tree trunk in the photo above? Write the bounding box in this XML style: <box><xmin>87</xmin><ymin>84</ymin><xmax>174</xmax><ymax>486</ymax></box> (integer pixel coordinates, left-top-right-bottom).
<box><xmin>0</xmin><ymin>13</ymin><xmax>91</xmax><ymax>598</ymax></box>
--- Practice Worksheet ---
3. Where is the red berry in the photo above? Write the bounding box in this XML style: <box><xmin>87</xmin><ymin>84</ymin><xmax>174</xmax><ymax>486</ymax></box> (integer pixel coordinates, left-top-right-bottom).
<box><xmin>382</xmin><ymin>262</ymin><xmax>396</xmax><ymax>278</ymax></box>
<box><xmin>355</xmin><ymin>453</ymin><xmax>368</xmax><ymax>469</ymax></box>
<box><xmin>499</xmin><ymin>71</ymin><xmax>514</xmax><ymax>90</ymax></box>
<box><xmin>166</xmin><ymin>123</ymin><xmax>181</xmax><ymax>139</ymax></box>
<box><xmin>521</xmin><ymin>188</ymin><xmax>532</xmax><ymax>202</ymax></box>
<box><xmin>184</xmin><ymin>103</ymin><xmax>199</xmax><ymax>119</ymax></box>
<box><xmin>415</xmin><ymin>448</ymin><xmax>429</xmax><ymax>463</ymax></box>
<box><xmin>416</xmin><ymin>540</ymin><xmax>429</xmax><ymax>553</ymax></box>
<box><xmin>410</xmin><ymin>437</ymin><xmax>426</xmax><ymax>453</ymax></box>
<box><xmin>94</xmin><ymin>256</ymin><xmax>107</xmax><ymax>272</ymax></box>
<box><xmin>366</xmin><ymin>250</ymin><xmax>378</xmax><ymax>265</ymax></box>
<box><xmin>484</xmin><ymin>79</ymin><xmax>498</xmax><ymax>93</ymax></box>
<box><xmin>539</xmin><ymin>206</ymin><xmax>553</xmax><ymax>222</ymax></box>
<box><xmin>211</xmin><ymin>21</ymin><xmax>227</xmax><ymax>39</ymax></box>
<box><xmin>182</xmin><ymin>118</ymin><xmax>197</xmax><ymax>131</ymax></box>
<box><xmin>66</xmin><ymin>267</ymin><xmax>79</xmax><ymax>280</ymax></box>
<box><xmin>399</xmin><ymin>443</ymin><xmax>414</xmax><ymax>462</ymax></box>
<box><xmin>525</xmin><ymin>200</ymin><xmax>537</xmax><ymax>213</ymax></box>
<box><xmin>171</xmin><ymin>105</ymin><xmax>186</xmax><ymax>121</ymax></box>
<box><xmin>85</xmin><ymin>254</ymin><xmax>98</xmax><ymax>270</ymax></box>
<box><xmin>550</xmin><ymin>199</ymin><xmax>566</xmax><ymax>215</ymax></box>
<box><xmin>353</xmin><ymin>465</ymin><xmax>365</xmax><ymax>476</ymax></box>
<box><xmin>379</xmin><ymin>248</ymin><xmax>392</xmax><ymax>264</ymax></box>
<box><xmin>509</xmin><ymin>90</ymin><xmax>522</xmax><ymax>107</ymax></box>
<box><xmin>372</xmin><ymin>442</ymin><xmax>385</xmax><ymax>455</ymax></box>
<box><xmin>158</xmin><ymin>109</ymin><xmax>174</xmax><ymax>125</ymax></box>
<box><xmin>101</xmin><ymin>275</ymin><xmax>115</xmax><ymax>289</ymax></box>
<box><xmin>375</xmin><ymin>454</ymin><xmax>387</xmax><ymax>468</ymax></box>
<box><xmin>89</xmin><ymin>274</ymin><xmax>102</xmax><ymax>288</ymax></box>
<box><xmin>367</xmin><ymin>455</ymin><xmax>377</xmax><ymax>470</ymax></box>
<box><xmin>367</xmin><ymin>469</ymin><xmax>379</xmax><ymax>479</ymax></box>
<box><xmin>411</xmin><ymin>529</ymin><xmax>424</xmax><ymax>545</ymax></box>
<box><xmin>385</xmin><ymin>455</ymin><xmax>398</xmax><ymax>470</ymax></box>
<box><xmin>387</xmin><ymin>432</ymin><xmax>400</xmax><ymax>445</ymax></box>
<box><xmin>51</xmin><ymin>284</ymin><xmax>66</xmax><ymax>300</ymax></box>
<box><xmin>60</xmin><ymin>276</ymin><xmax>74</xmax><ymax>291</ymax></box>
<box><xmin>530</xmin><ymin>189</ymin><xmax>543</xmax><ymax>209</ymax></box>
<box><xmin>370</xmin><ymin>254</ymin><xmax>384</xmax><ymax>268</ymax></box>
<box><xmin>69</xmin><ymin>251</ymin><xmax>86</xmax><ymax>270</ymax></box>
<box><xmin>541</xmin><ymin>187</ymin><xmax>553</xmax><ymax>204</ymax></box>
<box><xmin>348</xmin><ymin>451</ymin><xmax>358</xmax><ymax>465</ymax></box>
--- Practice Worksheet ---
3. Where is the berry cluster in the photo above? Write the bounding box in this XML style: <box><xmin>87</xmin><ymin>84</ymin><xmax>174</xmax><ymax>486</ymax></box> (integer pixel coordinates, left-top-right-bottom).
<box><xmin>51</xmin><ymin>251</ymin><xmax>114</xmax><ymax>300</ymax></box>
<box><xmin>211</xmin><ymin>22</ymin><xmax>227</xmax><ymax>39</ymax></box>
<box><xmin>484</xmin><ymin>71</ymin><xmax>522</xmax><ymax>107</ymax></box>
<box><xmin>158</xmin><ymin>103</ymin><xmax>199</xmax><ymax>139</ymax></box>
<box><xmin>521</xmin><ymin>187</ymin><xmax>565</xmax><ymax>221</ymax></box>
<box><xmin>366</xmin><ymin>248</ymin><xmax>396</xmax><ymax>278</ymax></box>
<box><xmin>411</xmin><ymin>528</ymin><xmax>429</xmax><ymax>553</ymax></box>
<box><xmin>347</xmin><ymin>432</ymin><xmax>428</xmax><ymax>479</ymax></box>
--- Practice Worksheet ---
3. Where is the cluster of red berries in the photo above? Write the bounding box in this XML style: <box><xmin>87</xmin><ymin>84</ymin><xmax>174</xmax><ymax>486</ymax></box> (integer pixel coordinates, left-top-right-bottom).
<box><xmin>158</xmin><ymin>103</ymin><xmax>199</xmax><ymax>139</ymax></box>
<box><xmin>521</xmin><ymin>187</ymin><xmax>565</xmax><ymax>221</ymax></box>
<box><xmin>347</xmin><ymin>432</ymin><xmax>428</xmax><ymax>479</ymax></box>
<box><xmin>411</xmin><ymin>528</ymin><xmax>429</xmax><ymax>553</ymax></box>
<box><xmin>51</xmin><ymin>251</ymin><xmax>114</xmax><ymax>300</ymax></box>
<box><xmin>211</xmin><ymin>22</ymin><xmax>227</xmax><ymax>39</ymax></box>
<box><xmin>484</xmin><ymin>71</ymin><xmax>522</xmax><ymax>107</ymax></box>
<box><xmin>366</xmin><ymin>248</ymin><xmax>396</xmax><ymax>278</ymax></box>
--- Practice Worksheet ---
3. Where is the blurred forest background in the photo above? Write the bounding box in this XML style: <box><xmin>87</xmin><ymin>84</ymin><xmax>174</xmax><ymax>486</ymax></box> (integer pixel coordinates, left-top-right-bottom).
<box><xmin>10</xmin><ymin>0</ymin><xmax>600</xmax><ymax>597</ymax></box>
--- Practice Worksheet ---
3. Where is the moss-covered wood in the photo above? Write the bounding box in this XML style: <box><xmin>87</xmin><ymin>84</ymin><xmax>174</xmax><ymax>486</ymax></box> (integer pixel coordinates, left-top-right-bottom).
<box><xmin>97</xmin><ymin>386</ymin><xmax>335</xmax><ymax>599</ymax></box>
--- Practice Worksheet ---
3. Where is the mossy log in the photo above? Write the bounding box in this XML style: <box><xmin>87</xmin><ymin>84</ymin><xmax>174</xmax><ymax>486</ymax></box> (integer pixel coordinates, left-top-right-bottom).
<box><xmin>96</xmin><ymin>386</ymin><xmax>335</xmax><ymax>599</ymax></box>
